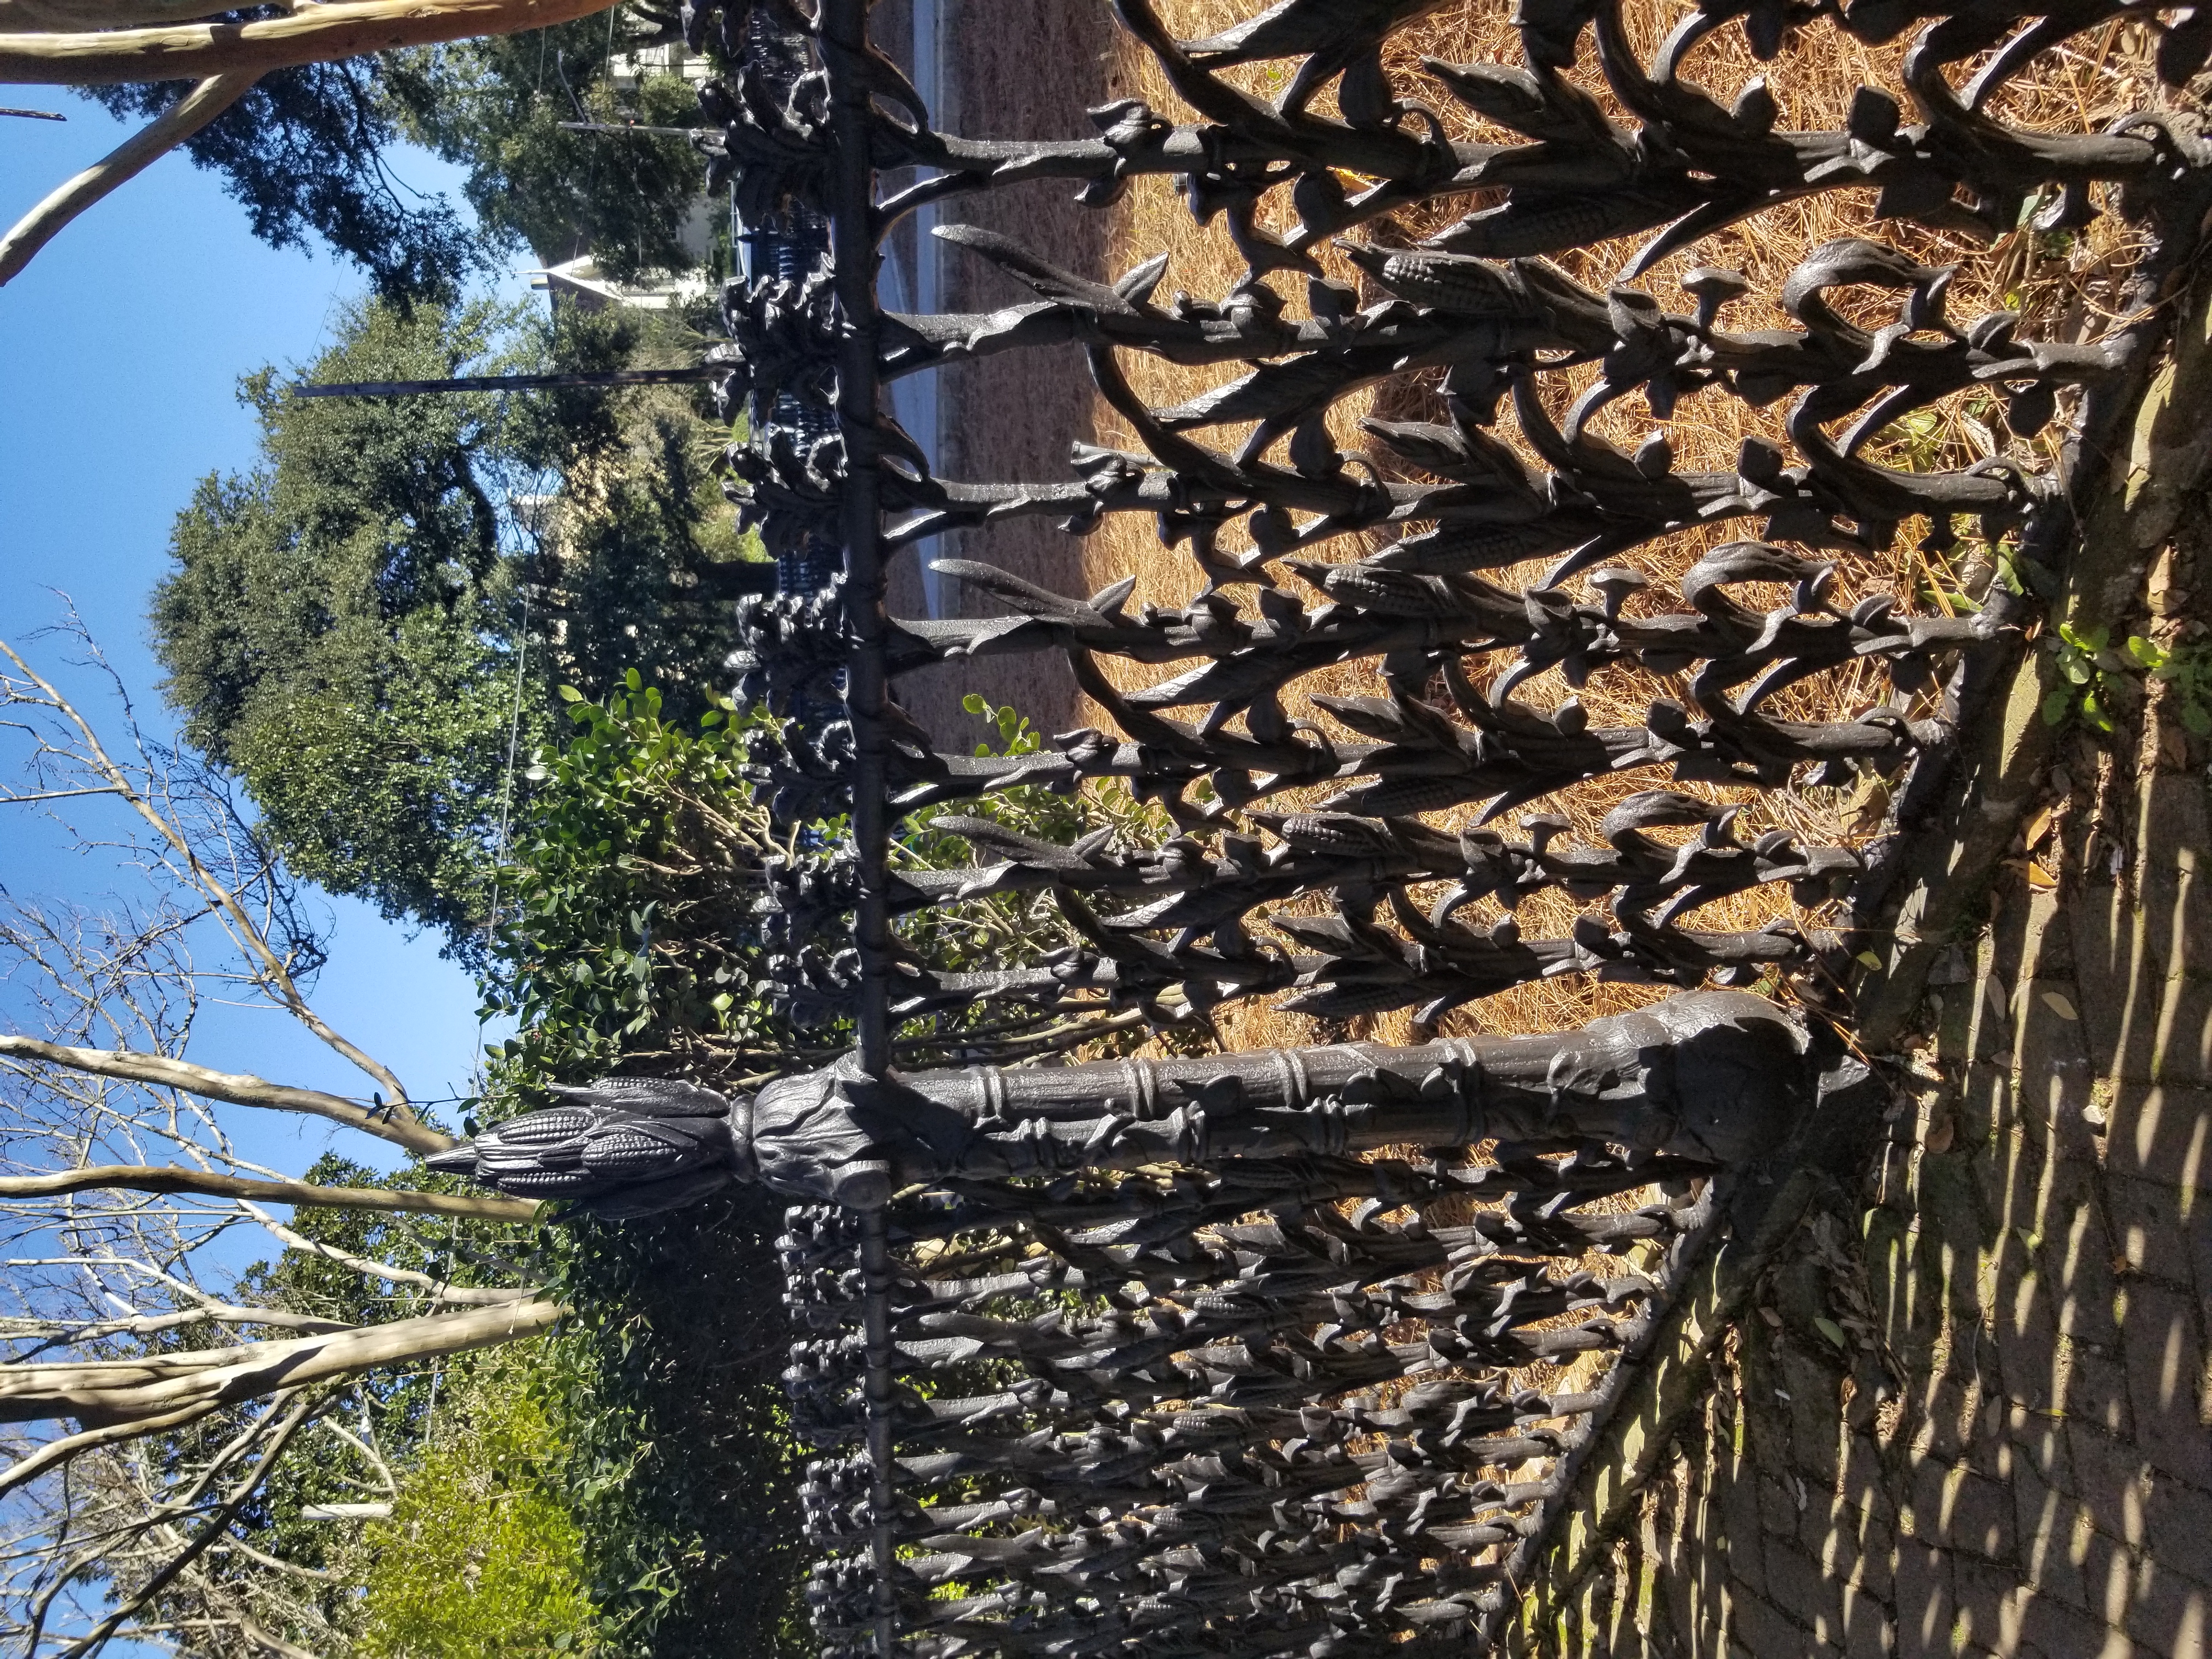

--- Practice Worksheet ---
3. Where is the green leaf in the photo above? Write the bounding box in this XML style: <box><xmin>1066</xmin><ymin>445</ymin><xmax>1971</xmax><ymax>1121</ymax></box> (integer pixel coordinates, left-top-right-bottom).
<box><xmin>556</xmin><ymin>684</ymin><xmax>585</xmax><ymax>702</ymax></box>
<box><xmin>962</xmin><ymin>692</ymin><xmax>988</xmax><ymax>714</ymax></box>
<box><xmin>2041</xmin><ymin>686</ymin><xmax>2075</xmax><ymax>726</ymax></box>
<box><xmin>2126</xmin><ymin>634</ymin><xmax>2164</xmax><ymax>669</ymax></box>
<box><xmin>1813</xmin><ymin>1316</ymin><xmax>1850</xmax><ymax>1350</ymax></box>
<box><xmin>2185</xmin><ymin>702</ymin><xmax>2212</xmax><ymax>737</ymax></box>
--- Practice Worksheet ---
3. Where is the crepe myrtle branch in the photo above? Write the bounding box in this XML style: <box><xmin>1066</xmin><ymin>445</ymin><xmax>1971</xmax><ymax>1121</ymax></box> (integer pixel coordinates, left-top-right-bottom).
<box><xmin>0</xmin><ymin>71</ymin><xmax>253</xmax><ymax>287</ymax></box>
<box><xmin>0</xmin><ymin>1298</ymin><xmax>562</xmax><ymax>1479</ymax></box>
<box><xmin>0</xmin><ymin>0</ymin><xmax>619</xmax><ymax>85</ymax></box>
<box><xmin>0</xmin><ymin>1161</ymin><xmax>532</xmax><ymax>1221</ymax></box>
<box><xmin>0</xmin><ymin>637</ymin><xmax>423</xmax><ymax>1128</ymax></box>
<box><xmin>0</xmin><ymin>1036</ymin><xmax>452</xmax><ymax>1158</ymax></box>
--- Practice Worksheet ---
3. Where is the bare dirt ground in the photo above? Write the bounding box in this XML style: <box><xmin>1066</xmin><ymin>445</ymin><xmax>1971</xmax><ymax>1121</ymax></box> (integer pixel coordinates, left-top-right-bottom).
<box><xmin>930</xmin><ymin>0</ymin><xmax>2142</xmax><ymax>1057</ymax></box>
<box><xmin>886</xmin><ymin>0</ymin><xmax>1122</xmax><ymax>751</ymax></box>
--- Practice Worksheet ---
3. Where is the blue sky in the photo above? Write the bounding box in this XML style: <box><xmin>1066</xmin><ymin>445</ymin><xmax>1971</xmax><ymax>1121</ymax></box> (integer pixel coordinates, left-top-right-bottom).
<box><xmin>1</xmin><ymin>97</ymin><xmax>529</xmax><ymax>1172</ymax></box>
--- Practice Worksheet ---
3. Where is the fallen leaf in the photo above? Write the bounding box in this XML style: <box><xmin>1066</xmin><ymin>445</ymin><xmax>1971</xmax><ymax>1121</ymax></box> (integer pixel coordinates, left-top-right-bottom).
<box><xmin>1856</xmin><ymin>950</ymin><xmax>1886</xmax><ymax>970</ymax></box>
<box><xmin>2027</xmin><ymin>862</ymin><xmax>2058</xmax><ymax>890</ymax></box>
<box><xmin>1923</xmin><ymin>1113</ymin><xmax>1956</xmax><ymax>1153</ymax></box>
<box><xmin>1846</xmin><ymin>776</ymin><xmax>1893</xmax><ymax>834</ymax></box>
<box><xmin>1983</xmin><ymin>977</ymin><xmax>2010</xmax><ymax>1022</ymax></box>
<box><xmin>1759</xmin><ymin>1306</ymin><xmax>1784</xmax><ymax>1328</ymax></box>
<box><xmin>1814</xmin><ymin>1316</ymin><xmax>1850</xmax><ymax>1350</ymax></box>
<box><xmin>2040</xmin><ymin>990</ymin><xmax>2079</xmax><ymax>1021</ymax></box>
<box><xmin>2023</xmin><ymin>804</ymin><xmax>2055</xmax><ymax>850</ymax></box>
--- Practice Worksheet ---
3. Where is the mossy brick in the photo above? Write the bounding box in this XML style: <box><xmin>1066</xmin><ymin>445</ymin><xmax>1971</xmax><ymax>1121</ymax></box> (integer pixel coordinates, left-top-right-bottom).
<box><xmin>1864</xmin><ymin>1205</ymin><xmax>1914</xmax><ymax>1317</ymax></box>
<box><xmin>2013</xmin><ymin>1459</ymin><xmax>2095</xmax><ymax>1612</ymax></box>
<box><xmin>2108</xmin><ymin>1083</ymin><xmax>2212</xmax><ymax>1192</ymax></box>
<box><xmin>2012</xmin><ymin>1592</ymin><xmax>2115</xmax><ymax>1659</ymax></box>
<box><xmin>1633</xmin><ymin>1547</ymin><xmax>1663</xmax><ymax>1640</ymax></box>
<box><xmin>2142</xmin><ymin>1478</ymin><xmax>2212</xmax><ymax>1591</ymax></box>
<box><xmin>2079</xmin><ymin>1523</ymin><xmax>2139</xmax><ymax>1629</ymax></box>
<box><xmin>2060</xmin><ymin>1339</ymin><xmax>2135</xmax><ymax>1437</ymax></box>
<box><xmin>1996</xmin><ymin>1279</ymin><xmax>2062</xmax><ymax>1409</ymax></box>
<box><xmin>1766</xmin><ymin>1536</ymin><xmax>1842</xmax><ymax>1628</ymax></box>
<box><xmin>2071</xmin><ymin>856</ymin><xmax>2212</xmax><ymax>1086</ymax></box>
<box><xmin>1936</xmin><ymin>1466</ymin><xmax>2021</xmax><ymax>1564</ymax></box>
<box><xmin>1949</xmin><ymin>1552</ymin><xmax>2033</xmax><ymax>1653</ymax></box>
<box><xmin>1934</xmin><ymin>974</ymin><xmax>1982</xmax><ymax>1067</ymax></box>
<box><xmin>1893</xmin><ymin>1541</ymin><xmax>1960</xmax><ymax>1658</ymax></box>
<box><xmin>2070</xmin><ymin>877</ymin><xmax>2143</xmax><ymax>1071</ymax></box>
<box><xmin>1731</xmin><ymin>1586</ymin><xmax>1816</xmax><ymax>1657</ymax></box>
<box><xmin>1903</xmin><ymin>1452</ymin><xmax>1951</xmax><ymax>1543</ymax></box>
<box><xmin>2013</xmin><ymin>986</ymin><xmax>2105</xmax><ymax>1157</ymax></box>
<box><xmin>2186</xmin><ymin>1201</ymin><xmax>2212</xmax><ymax>1309</ymax></box>
<box><xmin>1835</xmin><ymin>1432</ymin><xmax>1897</xmax><ymax>1520</ymax></box>
<box><xmin>2117</xmin><ymin>1280</ymin><xmax>2212</xmax><ymax>1483</ymax></box>
<box><xmin>2132</xmin><ymin>864</ymin><xmax>2212</xmax><ymax>983</ymax></box>
<box><xmin>2105</xmin><ymin>1171</ymin><xmax>2197</xmax><ymax>1283</ymax></box>
<box><xmin>2064</xmin><ymin>1423</ymin><xmax>2154</xmax><ymax>1547</ymax></box>
<box><xmin>2134</xmin><ymin>776</ymin><xmax>2212</xmax><ymax>891</ymax></box>
<box><xmin>2004</xmin><ymin>1404</ymin><xmax>2068</xmax><ymax>1485</ymax></box>
<box><xmin>1919</xmin><ymin>1372</ymin><xmax>1987</xmax><ymax>1465</ymax></box>
<box><xmin>1910</xmin><ymin>1156</ymin><xmax>1998</xmax><ymax>1316</ymax></box>
<box><xmin>1838</xmin><ymin>1601</ymin><xmax>1900</xmax><ymax>1659</ymax></box>
<box><xmin>1956</xmin><ymin>1056</ymin><xmax>2015</xmax><ymax>1143</ymax></box>
<box><xmin>1759</xmin><ymin>1470</ymin><xmax>1804</xmax><ymax>1536</ymax></box>
<box><xmin>2141</xmin><ymin>970</ymin><xmax>2212</xmax><ymax>1086</ymax></box>
<box><xmin>1979</xmin><ymin>1130</ymin><xmax>2049</xmax><ymax>1246</ymax></box>
<box><xmin>1724</xmin><ymin>1465</ymin><xmax>1770</xmax><ymax>1589</ymax></box>
<box><xmin>2052</xmin><ymin>1201</ymin><xmax>2125</xmax><ymax>1350</ymax></box>
<box><xmin>2120</xmin><ymin>1551</ymin><xmax>2212</xmax><ymax>1656</ymax></box>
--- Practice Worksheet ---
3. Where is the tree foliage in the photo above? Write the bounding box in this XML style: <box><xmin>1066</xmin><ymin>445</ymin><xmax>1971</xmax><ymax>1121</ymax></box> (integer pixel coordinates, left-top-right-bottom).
<box><xmin>86</xmin><ymin>57</ymin><xmax>484</xmax><ymax>304</ymax></box>
<box><xmin>80</xmin><ymin>11</ymin><xmax>709</xmax><ymax>304</ymax></box>
<box><xmin>149</xmin><ymin>297</ymin><xmax>759</xmax><ymax>962</ymax></box>
<box><xmin>386</xmin><ymin>20</ymin><xmax>713</xmax><ymax>282</ymax></box>
<box><xmin>355</xmin><ymin>1353</ymin><xmax>598</xmax><ymax>1657</ymax></box>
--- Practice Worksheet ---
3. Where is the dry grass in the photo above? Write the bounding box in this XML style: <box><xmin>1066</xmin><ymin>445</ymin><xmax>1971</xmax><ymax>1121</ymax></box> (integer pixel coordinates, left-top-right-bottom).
<box><xmin>1011</xmin><ymin>5</ymin><xmax>2166</xmax><ymax>1515</ymax></box>
<box><xmin>1068</xmin><ymin>0</ymin><xmax>2160</xmax><ymax>1054</ymax></box>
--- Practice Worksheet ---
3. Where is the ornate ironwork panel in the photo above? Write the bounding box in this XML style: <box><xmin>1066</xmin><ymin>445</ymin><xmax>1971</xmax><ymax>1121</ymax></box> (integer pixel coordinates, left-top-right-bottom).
<box><xmin>427</xmin><ymin>0</ymin><xmax>2212</xmax><ymax>1647</ymax></box>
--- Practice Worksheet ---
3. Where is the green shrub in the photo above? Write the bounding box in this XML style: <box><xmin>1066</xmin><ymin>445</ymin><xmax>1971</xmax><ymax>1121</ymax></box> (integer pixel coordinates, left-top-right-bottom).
<box><xmin>356</xmin><ymin>1356</ymin><xmax>598</xmax><ymax>1657</ymax></box>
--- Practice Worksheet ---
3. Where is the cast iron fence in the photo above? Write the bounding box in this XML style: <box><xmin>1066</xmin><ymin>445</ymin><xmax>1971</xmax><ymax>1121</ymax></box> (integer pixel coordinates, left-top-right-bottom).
<box><xmin>425</xmin><ymin>0</ymin><xmax>2212</xmax><ymax>1650</ymax></box>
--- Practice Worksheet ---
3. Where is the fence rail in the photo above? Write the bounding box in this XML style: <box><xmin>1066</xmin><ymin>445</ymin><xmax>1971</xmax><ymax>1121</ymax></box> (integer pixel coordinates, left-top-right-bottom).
<box><xmin>425</xmin><ymin>0</ymin><xmax>2212</xmax><ymax>1648</ymax></box>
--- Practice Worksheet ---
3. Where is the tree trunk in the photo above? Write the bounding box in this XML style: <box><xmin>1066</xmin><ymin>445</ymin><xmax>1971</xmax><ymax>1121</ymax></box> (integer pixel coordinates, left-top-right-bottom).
<box><xmin>0</xmin><ymin>0</ymin><xmax>618</xmax><ymax>87</ymax></box>
<box><xmin>0</xmin><ymin>1298</ymin><xmax>563</xmax><ymax>1427</ymax></box>
<box><xmin>0</xmin><ymin>71</ymin><xmax>252</xmax><ymax>285</ymax></box>
<box><xmin>0</xmin><ymin>1164</ymin><xmax>538</xmax><ymax>1221</ymax></box>
<box><xmin>0</xmin><ymin>1035</ymin><xmax>455</xmax><ymax>1155</ymax></box>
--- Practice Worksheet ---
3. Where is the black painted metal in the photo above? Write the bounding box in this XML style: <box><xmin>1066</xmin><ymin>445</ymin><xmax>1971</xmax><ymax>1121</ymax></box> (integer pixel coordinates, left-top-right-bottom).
<box><xmin>424</xmin><ymin>0</ymin><xmax>2212</xmax><ymax>1647</ymax></box>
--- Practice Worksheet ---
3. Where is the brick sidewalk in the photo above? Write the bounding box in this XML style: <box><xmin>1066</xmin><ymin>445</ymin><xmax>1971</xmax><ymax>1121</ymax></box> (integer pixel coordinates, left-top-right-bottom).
<box><xmin>1516</xmin><ymin>328</ymin><xmax>2212</xmax><ymax>1659</ymax></box>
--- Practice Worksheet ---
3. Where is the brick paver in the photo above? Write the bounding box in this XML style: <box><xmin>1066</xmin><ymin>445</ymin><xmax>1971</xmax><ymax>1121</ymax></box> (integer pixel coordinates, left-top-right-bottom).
<box><xmin>1508</xmin><ymin>317</ymin><xmax>2212</xmax><ymax>1658</ymax></box>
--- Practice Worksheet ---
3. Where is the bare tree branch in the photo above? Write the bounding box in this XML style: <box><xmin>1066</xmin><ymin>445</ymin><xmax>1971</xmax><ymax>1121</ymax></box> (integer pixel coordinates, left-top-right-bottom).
<box><xmin>239</xmin><ymin>1207</ymin><xmax>537</xmax><ymax>1305</ymax></box>
<box><xmin>0</xmin><ymin>0</ymin><xmax>620</xmax><ymax>86</ymax></box>
<box><xmin>0</xmin><ymin>1157</ymin><xmax>523</xmax><ymax>1217</ymax></box>
<box><xmin>0</xmin><ymin>1398</ymin><xmax>222</xmax><ymax>1502</ymax></box>
<box><xmin>0</xmin><ymin>70</ymin><xmax>253</xmax><ymax>286</ymax></box>
<box><xmin>0</xmin><ymin>1298</ymin><xmax>562</xmax><ymax>1430</ymax></box>
<box><xmin>0</xmin><ymin>0</ymin><xmax>260</xmax><ymax>28</ymax></box>
<box><xmin>0</xmin><ymin>1037</ymin><xmax>454</xmax><ymax>1155</ymax></box>
<box><xmin>56</xmin><ymin>1390</ymin><xmax>316</xmax><ymax>1657</ymax></box>
<box><xmin>0</xmin><ymin>640</ymin><xmax>422</xmax><ymax>1124</ymax></box>
<box><xmin>235</xmin><ymin>1614</ymin><xmax>321</xmax><ymax>1659</ymax></box>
